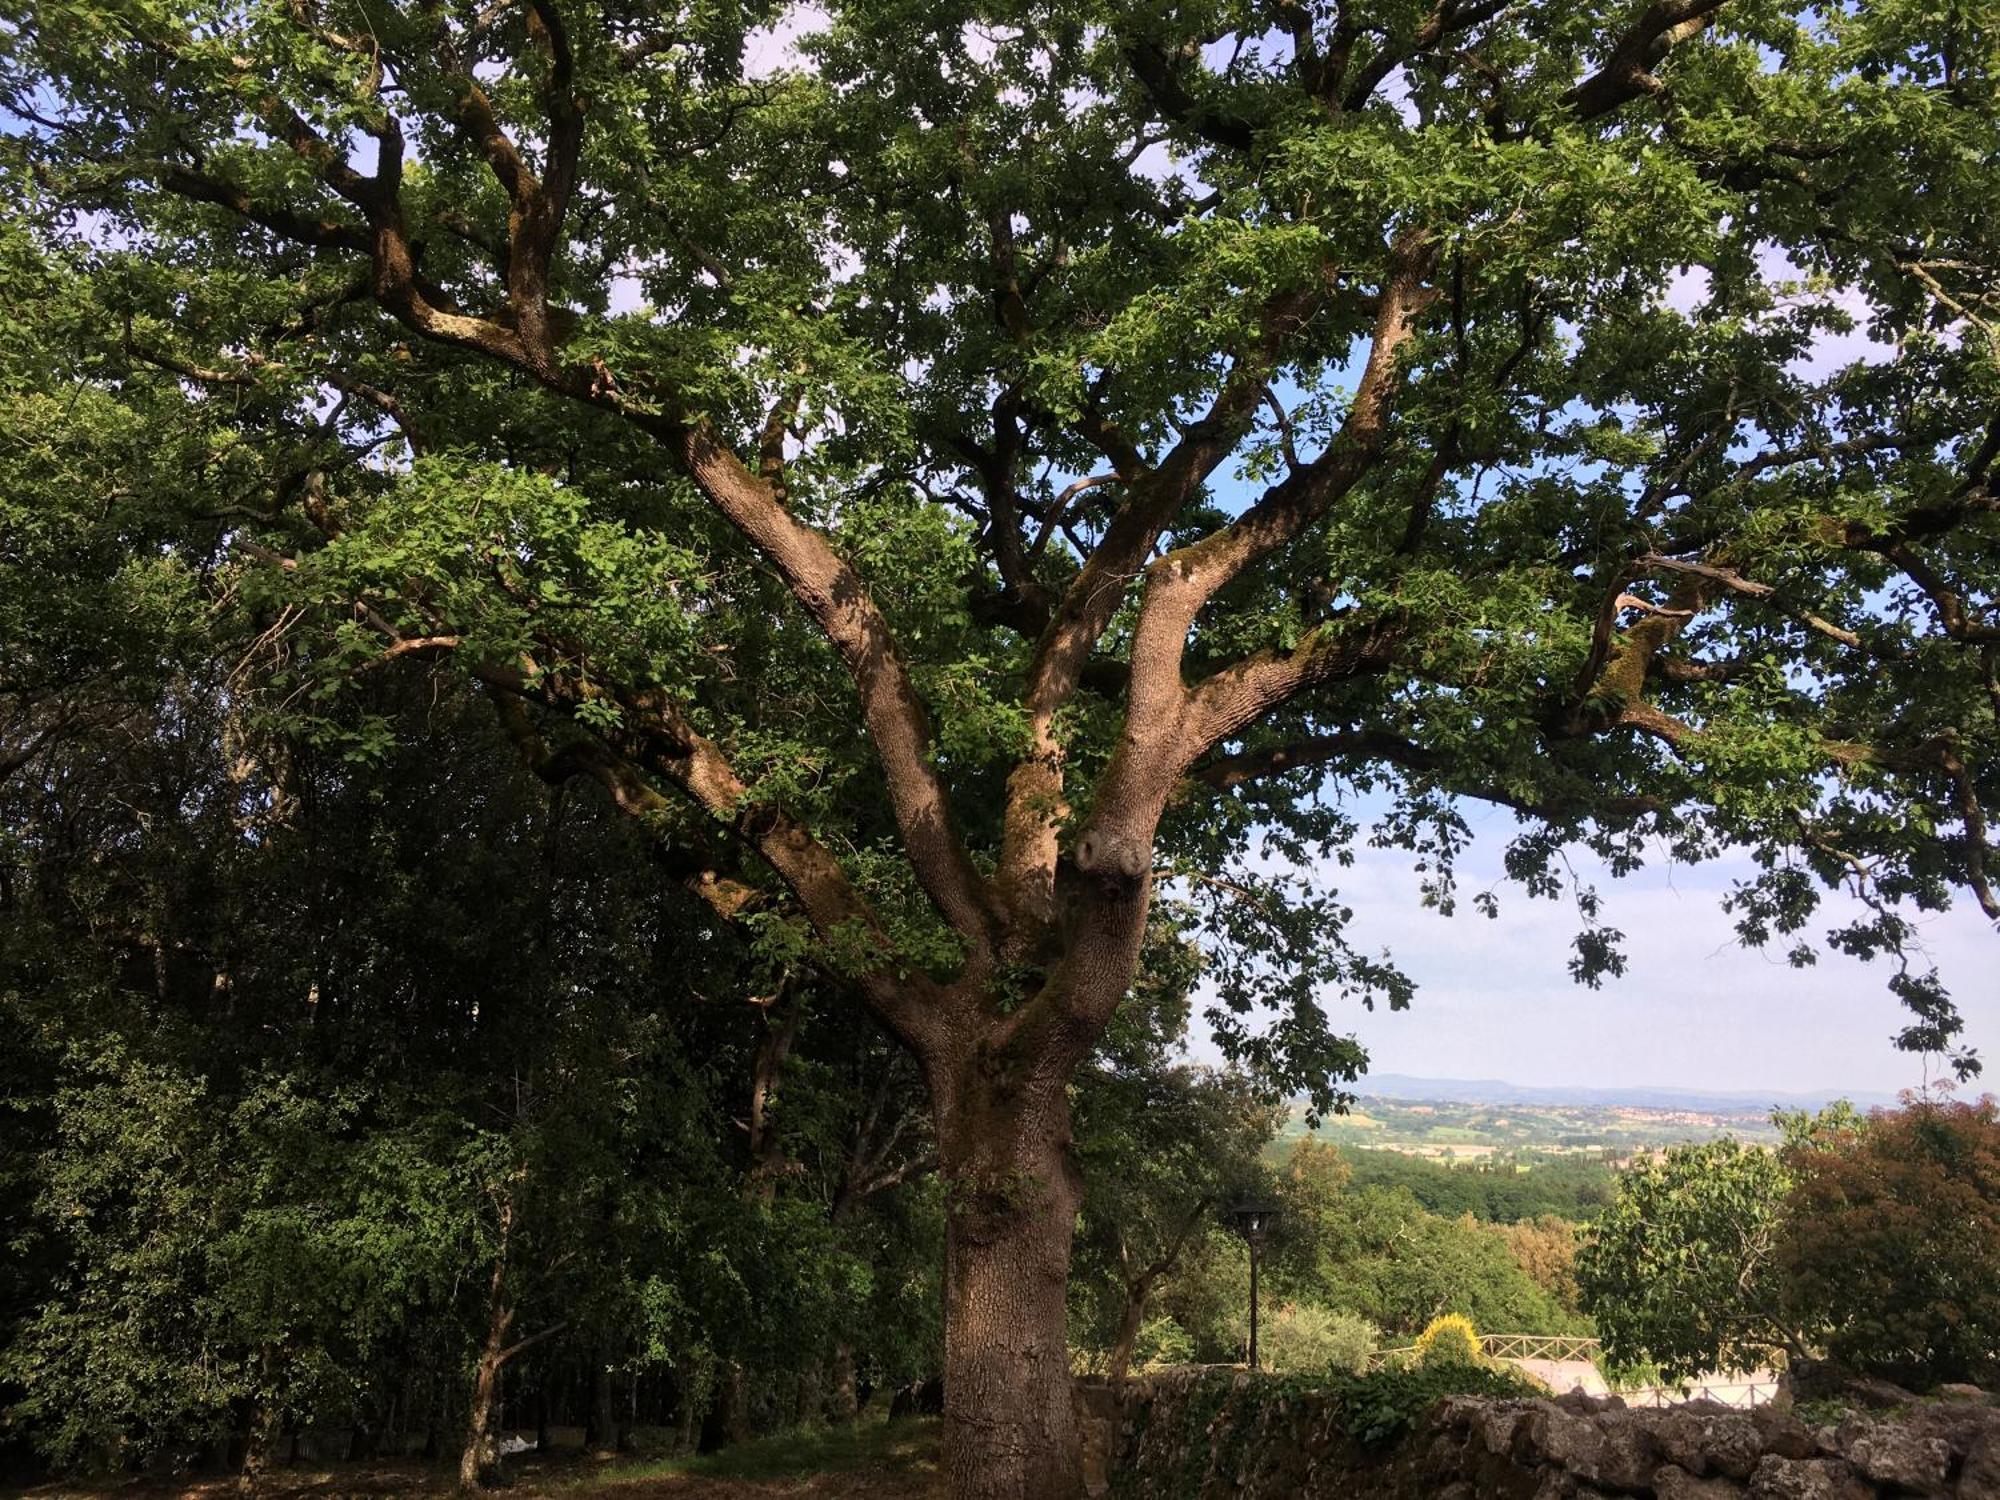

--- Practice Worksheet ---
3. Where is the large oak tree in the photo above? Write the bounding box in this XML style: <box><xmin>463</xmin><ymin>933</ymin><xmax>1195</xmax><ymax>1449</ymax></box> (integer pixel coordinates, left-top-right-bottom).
<box><xmin>4</xmin><ymin>0</ymin><xmax>1997</xmax><ymax>1493</ymax></box>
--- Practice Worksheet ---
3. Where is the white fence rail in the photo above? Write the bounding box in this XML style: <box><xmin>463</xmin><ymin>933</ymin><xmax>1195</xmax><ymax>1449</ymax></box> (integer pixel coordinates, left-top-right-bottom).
<box><xmin>1368</xmin><ymin>1333</ymin><xmax>1603</xmax><ymax>1370</ymax></box>
<box><xmin>1614</xmin><ymin>1375</ymin><xmax>1781</xmax><ymax>1410</ymax></box>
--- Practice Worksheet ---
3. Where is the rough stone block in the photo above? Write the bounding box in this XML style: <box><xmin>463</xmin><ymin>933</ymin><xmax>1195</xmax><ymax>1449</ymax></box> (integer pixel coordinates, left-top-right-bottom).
<box><xmin>1752</xmin><ymin>1409</ymin><xmax>1823</xmax><ymax>1461</ymax></box>
<box><xmin>1747</xmin><ymin>1455</ymin><xmax>1872</xmax><ymax>1500</ymax></box>
<box><xmin>1655</xmin><ymin>1464</ymin><xmax>1751</xmax><ymax>1500</ymax></box>
<box><xmin>1837</xmin><ymin>1417</ymin><xmax>1951</xmax><ymax>1494</ymax></box>
<box><xmin>1476</xmin><ymin>1404</ymin><xmax>1531</xmax><ymax>1458</ymax></box>
<box><xmin>1526</xmin><ymin>1404</ymin><xmax>1657</xmax><ymax>1491</ymax></box>
<box><xmin>1659</xmin><ymin>1410</ymin><xmax>1766</xmax><ymax>1480</ymax></box>
<box><xmin>1959</xmin><ymin>1430</ymin><xmax>2000</xmax><ymax>1500</ymax></box>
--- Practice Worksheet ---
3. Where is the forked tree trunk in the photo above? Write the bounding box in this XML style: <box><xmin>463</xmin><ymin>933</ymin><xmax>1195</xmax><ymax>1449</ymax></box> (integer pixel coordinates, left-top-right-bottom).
<box><xmin>1105</xmin><ymin>1281</ymin><xmax>1152</xmax><ymax>1384</ymax></box>
<box><xmin>938</xmin><ymin>1081</ymin><xmax>1087</xmax><ymax>1500</ymax></box>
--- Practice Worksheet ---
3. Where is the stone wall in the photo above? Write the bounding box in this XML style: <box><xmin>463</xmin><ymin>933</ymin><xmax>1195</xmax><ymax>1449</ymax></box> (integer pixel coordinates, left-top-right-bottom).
<box><xmin>1078</xmin><ymin>1369</ymin><xmax>2000</xmax><ymax>1499</ymax></box>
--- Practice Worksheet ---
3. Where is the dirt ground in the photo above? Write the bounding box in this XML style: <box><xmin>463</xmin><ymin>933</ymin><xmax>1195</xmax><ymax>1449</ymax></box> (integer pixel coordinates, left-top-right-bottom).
<box><xmin>6</xmin><ymin>1421</ymin><xmax>943</xmax><ymax>1500</ymax></box>
<box><xmin>8</xmin><ymin>1459</ymin><xmax>938</xmax><ymax>1500</ymax></box>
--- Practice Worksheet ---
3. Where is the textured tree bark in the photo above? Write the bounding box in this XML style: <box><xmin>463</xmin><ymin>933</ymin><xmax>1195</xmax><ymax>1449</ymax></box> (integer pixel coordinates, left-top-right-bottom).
<box><xmin>459</xmin><ymin>1333</ymin><xmax>505</xmax><ymax>1489</ymax></box>
<box><xmin>718</xmin><ymin>1364</ymin><xmax>751</xmax><ymax>1446</ymax></box>
<box><xmin>675</xmin><ymin>1372</ymin><xmax>701</xmax><ymax>1454</ymax></box>
<box><xmin>587</xmin><ymin>1355</ymin><xmax>616</xmax><ymax>1455</ymax></box>
<box><xmin>461</xmin><ymin>1199</ymin><xmax>516</xmax><ymax>1490</ymax></box>
<box><xmin>794</xmin><ymin>1363</ymin><xmax>823</xmax><ymax>1425</ymax></box>
<box><xmin>1105</xmin><ymin>1281</ymin><xmax>1152</xmax><ymax>1384</ymax></box>
<box><xmin>938</xmin><ymin>1079</ymin><xmax>1088</xmax><ymax>1500</ymax></box>
<box><xmin>238</xmin><ymin>1394</ymin><xmax>280</xmax><ymax>1491</ymax></box>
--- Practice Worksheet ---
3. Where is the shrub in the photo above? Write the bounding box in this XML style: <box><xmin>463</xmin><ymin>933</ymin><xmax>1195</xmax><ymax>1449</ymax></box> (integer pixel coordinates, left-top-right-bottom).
<box><xmin>1235</xmin><ymin>1302</ymin><xmax>1377</xmax><ymax>1375</ymax></box>
<box><xmin>1779</xmin><ymin>1096</ymin><xmax>2000</xmax><ymax>1390</ymax></box>
<box><xmin>1576</xmin><ymin>1137</ymin><xmax>1793</xmax><ymax>1382</ymax></box>
<box><xmin>1114</xmin><ymin>1359</ymin><xmax>1547</xmax><ymax>1498</ymax></box>
<box><xmin>1130</xmin><ymin>1316</ymin><xmax>1196</xmax><ymax>1373</ymax></box>
<box><xmin>1414</xmin><ymin>1313</ymin><xmax>1482</xmax><ymax>1367</ymax></box>
<box><xmin>1326</xmin><ymin>1361</ymin><xmax>1545</xmax><ymax>1446</ymax></box>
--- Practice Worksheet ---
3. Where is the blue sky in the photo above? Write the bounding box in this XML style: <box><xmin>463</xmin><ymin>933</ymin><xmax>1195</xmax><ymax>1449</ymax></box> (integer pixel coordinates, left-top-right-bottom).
<box><xmin>1188</xmin><ymin>817</ymin><xmax>1996</xmax><ymax>1098</ymax></box>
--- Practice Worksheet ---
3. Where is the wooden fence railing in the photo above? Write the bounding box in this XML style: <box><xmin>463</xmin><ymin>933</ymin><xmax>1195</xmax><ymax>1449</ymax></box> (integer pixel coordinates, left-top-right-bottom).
<box><xmin>1614</xmin><ymin>1376</ymin><xmax>1780</xmax><ymax>1410</ymax></box>
<box><xmin>1480</xmin><ymin>1333</ymin><xmax>1603</xmax><ymax>1363</ymax></box>
<box><xmin>1368</xmin><ymin>1333</ymin><xmax>1602</xmax><ymax>1370</ymax></box>
<box><xmin>1366</xmin><ymin>1335</ymin><xmax>1782</xmax><ymax>1411</ymax></box>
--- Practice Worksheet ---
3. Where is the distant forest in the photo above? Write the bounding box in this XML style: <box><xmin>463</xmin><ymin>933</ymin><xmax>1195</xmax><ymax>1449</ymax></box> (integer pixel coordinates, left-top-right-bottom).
<box><xmin>1307</xmin><ymin>1149</ymin><xmax>1617</xmax><ymax>1225</ymax></box>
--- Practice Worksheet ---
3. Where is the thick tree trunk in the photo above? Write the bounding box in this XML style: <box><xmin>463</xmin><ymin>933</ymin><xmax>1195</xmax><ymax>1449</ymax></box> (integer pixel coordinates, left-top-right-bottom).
<box><xmin>239</xmin><ymin>1403</ymin><xmax>280</xmax><ymax>1492</ymax></box>
<box><xmin>717</xmin><ymin>1363</ymin><xmax>750</xmax><ymax>1447</ymax></box>
<box><xmin>794</xmin><ymin>1363</ymin><xmax>822</xmax><ymax>1426</ymax></box>
<box><xmin>675</xmin><ymin>1370</ymin><xmax>701</xmax><ymax>1455</ymax></box>
<box><xmin>239</xmin><ymin>1347</ymin><xmax>281</xmax><ymax>1489</ymax></box>
<box><xmin>939</xmin><ymin>1085</ymin><xmax>1087</xmax><ymax>1500</ymax></box>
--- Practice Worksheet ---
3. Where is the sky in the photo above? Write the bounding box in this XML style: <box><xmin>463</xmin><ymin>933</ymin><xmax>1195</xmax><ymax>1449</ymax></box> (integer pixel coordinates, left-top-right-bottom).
<box><xmin>1188</xmin><ymin>821</ymin><xmax>1998</xmax><ymax>1100</ymax></box>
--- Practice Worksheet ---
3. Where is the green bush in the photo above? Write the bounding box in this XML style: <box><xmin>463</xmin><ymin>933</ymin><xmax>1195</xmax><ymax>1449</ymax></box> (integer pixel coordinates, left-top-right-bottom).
<box><xmin>1111</xmin><ymin>1362</ymin><xmax>1548</xmax><ymax>1499</ymax></box>
<box><xmin>1325</xmin><ymin>1362</ymin><xmax>1546</xmax><ymax>1446</ymax></box>
<box><xmin>1234</xmin><ymin>1302</ymin><xmax>1377</xmax><ymax>1375</ymax></box>
<box><xmin>1131</xmin><ymin>1316</ymin><xmax>1196</xmax><ymax>1372</ymax></box>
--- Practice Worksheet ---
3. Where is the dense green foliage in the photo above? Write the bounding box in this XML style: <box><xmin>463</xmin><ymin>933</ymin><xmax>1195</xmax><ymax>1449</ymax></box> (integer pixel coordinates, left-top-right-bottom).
<box><xmin>1110</xmin><ymin>1359</ymin><xmax>1548</xmax><ymax>1498</ymax></box>
<box><xmin>1336</xmin><ymin>1148</ymin><xmax>1616</xmax><ymax>1223</ymax></box>
<box><xmin>1271</xmin><ymin>1145</ymin><xmax>1587</xmax><ymax>1338</ymax></box>
<box><xmin>1580</xmin><ymin>1098</ymin><xmax>2000</xmax><ymax>1390</ymax></box>
<box><xmin>0</xmin><ymin>602</ymin><xmax>945</xmax><ymax>1476</ymax></box>
<box><xmin>1069</xmin><ymin>963</ymin><xmax>1282</xmax><ymax>1378</ymax></box>
<box><xmin>1576</xmin><ymin>1136</ymin><xmax>1797</xmax><ymax>1382</ymax></box>
<box><xmin>1235</xmin><ymin>1303</ymin><xmax>1379</xmax><ymax>1377</ymax></box>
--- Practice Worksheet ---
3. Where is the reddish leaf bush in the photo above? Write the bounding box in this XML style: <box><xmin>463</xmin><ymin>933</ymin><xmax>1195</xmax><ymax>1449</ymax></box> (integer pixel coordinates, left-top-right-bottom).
<box><xmin>1779</xmin><ymin>1096</ymin><xmax>2000</xmax><ymax>1391</ymax></box>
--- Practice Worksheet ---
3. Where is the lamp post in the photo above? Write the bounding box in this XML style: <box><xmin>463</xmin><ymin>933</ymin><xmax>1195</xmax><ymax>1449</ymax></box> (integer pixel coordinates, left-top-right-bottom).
<box><xmin>1230</xmin><ymin>1202</ymin><xmax>1280</xmax><ymax>1371</ymax></box>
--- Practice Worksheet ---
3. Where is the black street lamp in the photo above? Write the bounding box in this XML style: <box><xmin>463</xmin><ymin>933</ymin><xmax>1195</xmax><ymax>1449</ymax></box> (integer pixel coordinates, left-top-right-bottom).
<box><xmin>1230</xmin><ymin>1201</ymin><xmax>1281</xmax><ymax>1371</ymax></box>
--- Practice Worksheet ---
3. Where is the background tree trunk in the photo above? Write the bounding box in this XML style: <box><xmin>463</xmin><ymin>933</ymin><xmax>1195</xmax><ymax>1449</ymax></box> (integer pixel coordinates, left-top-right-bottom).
<box><xmin>828</xmin><ymin>1342</ymin><xmax>858</xmax><ymax>1423</ymax></box>
<box><xmin>460</xmin><ymin>1344</ymin><xmax>504</xmax><ymax>1496</ymax></box>
<box><xmin>1106</xmin><ymin>1281</ymin><xmax>1152</xmax><ymax>1383</ymax></box>
<box><xmin>794</xmin><ymin>1363</ymin><xmax>822</xmax><ymax>1426</ymax></box>
<box><xmin>459</xmin><ymin>1334</ymin><xmax>505</xmax><ymax>1489</ymax></box>
<box><xmin>587</xmin><ymin>1356</ymin><xmax>616</xmax><ymax>1455</ymax></box>
<box><xmin>461</xmin><ymin>1206</ymin><xmax>516</xmax><ymax>1490</ymax></box>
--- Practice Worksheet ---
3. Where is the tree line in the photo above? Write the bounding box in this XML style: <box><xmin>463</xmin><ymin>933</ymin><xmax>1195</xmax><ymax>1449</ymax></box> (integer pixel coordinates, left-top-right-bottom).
<box><xmin>1580</xmin><ymin>1097</ymin><xmax>2000</xmax><ymax>1392</ymax></box>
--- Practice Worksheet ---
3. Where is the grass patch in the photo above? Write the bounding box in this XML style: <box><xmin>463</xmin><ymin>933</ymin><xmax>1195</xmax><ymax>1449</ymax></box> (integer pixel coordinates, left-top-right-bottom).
<box><xmin>562</xmin><ymin>1415</ymin><xmax>939</xmax><ymax>1490</ymax></box>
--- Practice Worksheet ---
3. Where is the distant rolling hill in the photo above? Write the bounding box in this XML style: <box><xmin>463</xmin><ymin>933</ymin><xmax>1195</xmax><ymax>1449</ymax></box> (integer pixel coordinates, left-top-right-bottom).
<box><xmin>1350</xmin><ymin>1073</ymin><xmax>1899</xmax><ymax>1114</ymax></box>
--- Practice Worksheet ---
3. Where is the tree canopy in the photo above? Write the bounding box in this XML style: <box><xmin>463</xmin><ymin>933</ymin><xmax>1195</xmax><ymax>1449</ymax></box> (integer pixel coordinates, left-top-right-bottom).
<box><xmin>4</xmin><ymin>0</ymin><xmax>1997</xmax><ymax>1492</ymax></box>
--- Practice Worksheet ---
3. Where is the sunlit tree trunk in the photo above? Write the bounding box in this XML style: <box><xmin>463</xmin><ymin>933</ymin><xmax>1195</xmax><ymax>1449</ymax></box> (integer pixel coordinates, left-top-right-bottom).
<box><xmin>936</xmin><ymin>1064</ymin><xmax>1089</xmax><ymax>1500</ymax></box>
